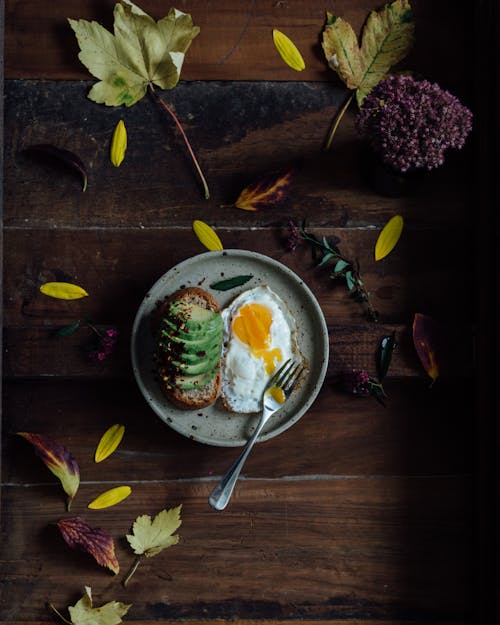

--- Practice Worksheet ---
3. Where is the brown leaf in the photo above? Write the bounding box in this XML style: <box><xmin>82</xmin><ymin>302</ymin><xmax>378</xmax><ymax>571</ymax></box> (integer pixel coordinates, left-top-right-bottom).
<box><xmin>412</xmin><ymin>313</ymin><xmax>441</xmax><ymax>384</ymax></box>
<box><xmin>17</xmin><ymin>432</ymin><xmax>80</xmax><ymax>510</ymax></box>
<box><xmin>57</xmin><ymin>516</ymin><xmax>119</xmax><ymax>574</ymax></box>
<box><xmin>234</xmin><ymin>168</ymin><xmax>294</xmax><ymax>211</ymax></box>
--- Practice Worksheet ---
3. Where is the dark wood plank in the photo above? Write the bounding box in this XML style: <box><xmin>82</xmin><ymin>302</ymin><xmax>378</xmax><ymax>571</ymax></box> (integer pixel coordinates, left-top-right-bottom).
<box><xmin>2</xmin><ymin>378</ymin><xmax>472</xmax><ymax>482</ymax></box>
<box><xmin>4</xmin><ymin>0</ymin><xmax>471</xmax><ymax>90</ymax></box>
<box><xmin>3</xmin><ymin>228</ymin><xmax>474</xmax><ymax>327</ymax></box>
<box><xmin>0</xmin><ymin>479</ymin><xmax>471</xmax><ymax>622</ymax></box>
<box><xmin>3</xmin><ymin>81</ymin><xmax>474</xmax><ymax>229</ymax></box>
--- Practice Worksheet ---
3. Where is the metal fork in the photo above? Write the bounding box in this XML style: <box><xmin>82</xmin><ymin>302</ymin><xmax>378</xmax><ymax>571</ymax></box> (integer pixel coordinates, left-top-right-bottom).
<box><xmin>208</xmin><ymin>359</ymin><xmax>304</xmax><ymax>511</ymax></box>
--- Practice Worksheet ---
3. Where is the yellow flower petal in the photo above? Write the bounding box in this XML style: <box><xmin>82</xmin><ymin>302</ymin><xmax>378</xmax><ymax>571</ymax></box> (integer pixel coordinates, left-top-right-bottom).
<box><xmin>375</xmin><ymin>215</ymin><xmax>404</xmax><ymax>261</ymax></box>
<box><xmin>192</xmin><ymin>220</ymin><xmax>223</xmax><ymax>251</ymax></box>
<box><xmin>272</xmin><ymin>29</ymin><xmax>305</xmax><ymax>72</ymax></box>
<box><xmin>40</xmin><ymin>282</ymin><xmax>89</xmax><ymax>300</ymax></box>
<box><xmin>110</xmin><ymin>119</ymin><xmax>127</xmax><ymax>167</ymax></box>
<box><xmin>94</xmin><ymin>424</ymin><xmax>125</xmax><ymax>463</ymax></box>
<box><xmin>88</xmin><ymin>486</ymin><xmax>132</xmax><ymax>509</ymax></box>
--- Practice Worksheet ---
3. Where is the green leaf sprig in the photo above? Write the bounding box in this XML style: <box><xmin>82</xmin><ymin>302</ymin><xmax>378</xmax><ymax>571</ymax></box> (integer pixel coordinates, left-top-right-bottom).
<box><xmin>288</xmin><ymin>220</ymin><xmax>379</xmax><ymax>321</ymax></box>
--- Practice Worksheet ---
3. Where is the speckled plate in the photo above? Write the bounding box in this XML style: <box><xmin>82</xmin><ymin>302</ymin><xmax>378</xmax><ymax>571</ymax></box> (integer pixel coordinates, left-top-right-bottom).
<box><xmin>131</xmin><ymin>250</ymin><xmax>329</xmax><ymax>447</ymax></box>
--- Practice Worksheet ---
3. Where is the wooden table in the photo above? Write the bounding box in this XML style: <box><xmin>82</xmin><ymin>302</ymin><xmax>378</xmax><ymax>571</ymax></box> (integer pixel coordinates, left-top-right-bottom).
<box><xmin>1</xmin><ymin>1</ymin><xmax>496</xmax><ymax>623</ymax></box>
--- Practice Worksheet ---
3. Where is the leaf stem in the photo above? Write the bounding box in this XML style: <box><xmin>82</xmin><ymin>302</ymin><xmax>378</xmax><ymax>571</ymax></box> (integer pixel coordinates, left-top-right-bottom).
<box><xmin>324</xmin><ymin>91</ymin><xmax>354</xmax><ymax>151</ymax></box>
<box><xmin>47</xmin><ymin>603</ymin><xmax>72</xmax><ymax>625</ymax></box>
<box><xmin>149</xmin><ymin>84</ymin><xmax>210</xmax><ymax>200</ymax></box>
<box><xmin>122</xmin><ymin>555</ymin><xmax>142</xmax><ymax>587</ymax></box>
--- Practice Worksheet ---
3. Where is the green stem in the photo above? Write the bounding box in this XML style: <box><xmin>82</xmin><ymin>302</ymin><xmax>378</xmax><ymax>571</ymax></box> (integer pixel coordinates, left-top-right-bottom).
<box><xmin>47</xmin><ymin>603</ymin><xmax>72</xmax><ymax>625</ymax></box>
<box><xmin>324</xmin><ymin>91</ymin><xmax>354</xmax><ymax>151</ymax></box>
<box><xmin>122</xmin><ymin>555</ymin><xmax>142</xmax><ymax>587</ymax></box>
<box><xmin>149</xmin><ymin>84</ymin><xmax>210</xmax><ymax>200</ymax></box>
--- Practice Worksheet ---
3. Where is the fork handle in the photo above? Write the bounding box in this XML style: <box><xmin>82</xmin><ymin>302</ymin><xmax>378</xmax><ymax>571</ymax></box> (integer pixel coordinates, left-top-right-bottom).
<box><xmin>208</xmin><ymin>419</ymin><xmax>265</xmax><ymax>511</ymax></box>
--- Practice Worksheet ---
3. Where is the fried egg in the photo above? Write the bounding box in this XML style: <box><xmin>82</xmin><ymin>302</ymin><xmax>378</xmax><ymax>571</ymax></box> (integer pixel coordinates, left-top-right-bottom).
<box><xmin>221</xmin><ymin>285</ymin><xmax>301</xmax><ymax>413</ymax></box>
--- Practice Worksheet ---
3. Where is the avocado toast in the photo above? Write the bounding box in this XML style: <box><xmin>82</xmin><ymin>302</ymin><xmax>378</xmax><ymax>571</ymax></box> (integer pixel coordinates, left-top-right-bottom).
<box><xmin>154</xmin><ymin>287</ymin><xmax>223</xmax><ymax>409</ymax></box>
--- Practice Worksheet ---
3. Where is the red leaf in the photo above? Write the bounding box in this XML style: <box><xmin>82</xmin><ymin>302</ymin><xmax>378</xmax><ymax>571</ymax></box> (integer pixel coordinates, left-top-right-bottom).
<box><xmin>412</xmin><ymin>313</ymin><xmax>441</xmax><ymax>384</ymax></box>
<box><xmin>17</xmin><ymin>432</ymin><xmax>80</xmax><ymax>510</ymax></box>
<box><xmin>234</xmin><ymin>168</ymin><xmax>294</xmax><ymax>211</ymax></box>
<box><xmin>57</xmin><ymin>517</ymin><xmax>119</xmax><ymax>574</ymax></box>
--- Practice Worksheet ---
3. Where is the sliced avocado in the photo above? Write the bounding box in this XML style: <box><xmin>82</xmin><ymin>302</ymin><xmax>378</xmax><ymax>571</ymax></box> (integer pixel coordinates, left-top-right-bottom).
<box><xmin>175</xmin><ymin>342</ymin><xmax>221</xmax><ymax>364</ymax></box>
<box><xmin>167</xmin><ymin>301</ymin><xmax>221</xmax><ymax>327</ymax></box>
<box><xmin>160</xmin><ymin>315</ymin><xmax>222</xmax><ymax>341</ymax></box>
<box><xmin>175</xmin><ymin>365</ymin><xmax>219</xmax><ymax>390</ymax></box>
<box><xmin>162</xmin><ymin>329</ymin><xmax>221</xmax><ymax>354</ymax></box>
<box><xmin>171</xmin><ymin>350</ymin><xmax>220</xmax><ymax>376</ymax></box>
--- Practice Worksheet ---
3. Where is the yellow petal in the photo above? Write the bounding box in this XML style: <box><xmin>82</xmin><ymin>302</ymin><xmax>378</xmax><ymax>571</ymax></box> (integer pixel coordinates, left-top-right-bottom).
<box><xmin>110</xmin><ymin>120</ymin><xmax>127</xmax><ymax>167</ymax></box>
<box><xmin>192</xmin><ymin>220</ymin><xmax>223</xmax><ymax>251</ymax></box>
<box><xmin>374</xmin><ymin>215</ymin><xmax>404</xmax><ymax>261</ymax></box>
<box><xmin>272</xmin><ymin>29</ymin><xmax>305</xmax><ymax>71</ymax></box>
<box><xmin>40</xmin><ymin>282</ymin><xmax>89</xmax><ymax>300</ymax></box>
<box><xmin>94</xmin><ymin>424</ymin><xmax>125</xmax><ymax>463</ymax></box>
<box><xmin>88</xmin><ymin>485</ymin><xmax>132</xmax><ymax>509</ymax></box>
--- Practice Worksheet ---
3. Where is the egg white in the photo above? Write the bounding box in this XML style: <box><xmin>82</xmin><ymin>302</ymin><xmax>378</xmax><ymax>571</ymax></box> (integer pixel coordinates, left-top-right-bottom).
<box><xmin>221</xmin><ymin>285</ymin><xmax>301</xmax><ymax>413</ymax></box>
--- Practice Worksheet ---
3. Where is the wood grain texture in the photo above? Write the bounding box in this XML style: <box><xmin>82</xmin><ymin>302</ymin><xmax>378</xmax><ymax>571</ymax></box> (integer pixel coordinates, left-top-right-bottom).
<box><xmin>2</xmin><ymin>378</ymin><xmax>472</xmax><ymax>482</ymax></box>
<box><xmin>4</xmin><ymin>0</ymin><xmax>471</xmax><ymax>90</ymax></box>
<box><xmin>3</xmin><ymin>81</ymin><xmax>473</xmax><ymax>229</ymax></box>
<box><xmin>0</xmin><ymin>479</ymin><xmax>471</xmax><ymax>622</ymax></box>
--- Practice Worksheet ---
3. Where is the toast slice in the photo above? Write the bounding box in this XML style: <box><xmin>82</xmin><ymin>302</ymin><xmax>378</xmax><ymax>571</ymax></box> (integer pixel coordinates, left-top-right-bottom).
<box><xmin>154</xmin><ymin>287</ymin><xmax>222</xmax><ymax>410</ymax></box>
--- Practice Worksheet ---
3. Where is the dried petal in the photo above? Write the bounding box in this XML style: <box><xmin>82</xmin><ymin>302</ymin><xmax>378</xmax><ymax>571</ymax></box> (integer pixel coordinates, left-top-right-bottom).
<box><xmin>95</xmin><ymin>424</ymin><xmax>125</xmax><ymax>463</ymax></box>
<box><xmin>17</xmin><ymin>432</ymin><xmax>80</xmax><ymax>510</ymax></box>
<box><xmin>375</xmin><ymin>215</ymin><xmax>404</xmax><ymax>260</ymax></box>
<box><xmin>57</xmin><ymin>516</ymin><xmax>119</xmax><ymax>574</ymax></box>
<box><xmin>235</xmin><ymin>168</ymin><xmax>294</xmax><ymax>211</ymax></box>
<box><xmin>40</xmin><ymin>282</ymin><xmax>89</xmax><ymax>300</ymax></box>
<box><xmin>272</xmin><ymin>29</ymin><xmax>305</xmax><ymax>71</ymax></box>
<box><xmin>192</xmin><ymin>220</ymin><xmax>223</xmax><ymax>251</ymax></box>
<box><xmin>23</xmin><ymin>144</ymin><xmax>88</xmax><ymax>191</ymax></box>
<box><xmin>413</xmin><ymin>313</ymin><xmax>441</xmax><ymax>384</ymax></box>
<box><xmin>88</xmin><ymin>486</ymin><xmax>132</xmax><ymax>509</ymax></box>
<box><xmin>110</xmin><ymin>120</ymin><xmax>127</xmax><ymax>167</ymax></box>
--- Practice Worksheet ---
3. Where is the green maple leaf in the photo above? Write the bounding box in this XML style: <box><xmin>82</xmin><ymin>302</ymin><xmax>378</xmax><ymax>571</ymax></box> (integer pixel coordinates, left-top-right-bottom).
<box><xmin>49</xmin><ymin>587</ymin><xmax>131</xmax><ymax>625</ymax></box>
<box><xmin>68</xmin><ymin>0</ymin><xmax>199</xmax><ymax>107</ymax></box>
<box><xmin>127</xmin><ymin>506</ymin><xmax>182</xmax><ymax>557</ymax></box>
<box><xmin>322</xmin><ymin>0</ymin><xmax>415</xmax><ymax>106</ymax></box>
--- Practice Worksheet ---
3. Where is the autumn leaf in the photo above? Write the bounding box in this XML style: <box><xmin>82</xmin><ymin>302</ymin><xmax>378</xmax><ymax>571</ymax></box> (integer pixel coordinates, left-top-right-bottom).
<box><xmin>110</xmin><ymin>120</ymin><xmax>127</xmax><ymax>167</ymax></box>
<box><xmin>322</xmin><ymin>0</ymin><xmax>415</xmax><ymax>106</ymax></box>
<box><xmin>375</xmin><ymin>215</ymin><xmax>404</xmax><ymax>261</ymax></box>
<box><xmin>23</xmin><ymin>144</ymin><xmax>88</xmax><ymax>192</ymax></box>
<box><xmin>123</xmin><ymin>506</ymin><xmax>182</xmax><ymax>585</ymax></box>
<box><xmin>413</xmin><ymin>313</ymin><xmax>441</xmax><ymax>385</ymax></box>
<box><xmin>95</xmin><ymin>424</ymin><xmax>125</xmax><ymax>463</ymax></box>
<box><xmin>40</xmin><ymin>282</ymin><xmax>89</xmax><ymax>300</ymax></box>
<box><xmin>88</xmin><ymin>486</ymin><xmax>132</xmax><ymax>509</ymax></box>
<box><xmin>68</xmin><ymin>1</ymin><xmax>209</xmax><ymax>198</ymax></box>
<box><xmin>193</xmin><ymin>220</ymin><xmax>223</xmax><ymax>251</ymax></box>
<box><xmin>235</xmin><ymin>168</ymin><xmax>294</xmax><ymax>211</ymax></box>
<box><xmin>68</xmin><ymin>1</ymin><xmax>199</xmax><ymax>106</ymax></box>
<box><xmin>17</xmin><ymin>432</ymin><xmax>80</xmax><ymax>511</ymax></box>
<box><xmin>57</xmin><ymin>517</ymin><xmax>120</xmax><ymax>574</ymax></box>
<box><xmin>272</xmin><ymin>29</ymin><xmax>305</xmax><ymax>71</ymax></box>
<box><xmin>49</xmin><ymin>586</ymin><xmax>131</xmax><ymax>625</ymax></box>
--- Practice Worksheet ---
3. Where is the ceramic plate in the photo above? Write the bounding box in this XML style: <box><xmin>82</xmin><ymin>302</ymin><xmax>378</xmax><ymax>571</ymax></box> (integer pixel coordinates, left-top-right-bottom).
<box><xmin>131</xmin><ymin>250</ymin><xmax>329</xmax><ymax>447</ymax></box>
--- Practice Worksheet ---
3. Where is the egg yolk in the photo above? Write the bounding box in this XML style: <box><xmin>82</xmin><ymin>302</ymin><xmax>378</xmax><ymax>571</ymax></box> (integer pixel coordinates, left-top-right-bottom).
<box><xmin>268</xmin><ymin>386</ymin><xmax>286</xmax><ymax>404</ymax></box>
<box><xmin>233</xmin><ymin>303</ymin><xmax>282</xmax><ymax>374</ymax></box>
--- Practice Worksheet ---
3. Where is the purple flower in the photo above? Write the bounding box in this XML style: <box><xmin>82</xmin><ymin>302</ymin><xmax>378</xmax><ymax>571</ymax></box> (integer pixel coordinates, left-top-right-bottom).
<box><xmin>340</xmin><ymin>369</ymin><xmax>372</xmax><ymax>396</ymax></box>
<box><xmin>356</xmin><ymin>75</ymin><xmax>473</xmax><ymax>172</ymax></box>
<box><xmin>89</xmin><ymin>327</ymin><xmax>118</xmax><ymax>362</ymax></box>
<box><xmin>286</xmin><ymin>219</ymin><xmax>302</xmax><ymax>251</ymax></box>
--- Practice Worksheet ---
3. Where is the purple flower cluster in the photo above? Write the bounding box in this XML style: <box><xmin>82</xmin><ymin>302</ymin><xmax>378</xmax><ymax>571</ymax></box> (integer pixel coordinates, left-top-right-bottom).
<box><xmin>340</xmin><ymin>369</ymin><xmax>372</xmax><ymax>396</ymax></box>
<box><xmin>356</xmin><ymin>75</ymin><xmax>473</xmax><ymax>172</ymax></box>
<box><xmin>89</xmin><ymin>327</ymin><xmax>118</xmax><ymax>362</ymax></box>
